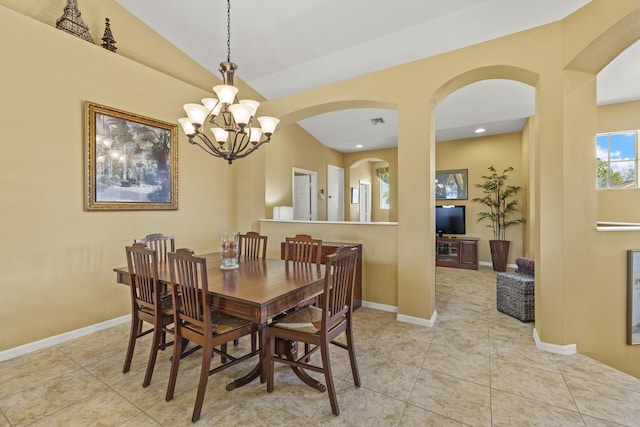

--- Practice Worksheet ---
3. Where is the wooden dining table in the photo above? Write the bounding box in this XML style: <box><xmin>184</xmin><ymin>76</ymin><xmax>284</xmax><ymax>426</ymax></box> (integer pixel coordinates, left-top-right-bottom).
<box><xmin>114</xmin><ymin>253</ymin><xmax>326</xmax><ymax>390</ymax></box>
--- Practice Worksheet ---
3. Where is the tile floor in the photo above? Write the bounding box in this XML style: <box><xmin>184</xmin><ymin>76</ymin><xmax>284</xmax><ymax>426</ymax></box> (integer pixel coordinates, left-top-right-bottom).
<box><xmin>1</xmin><ymin>266</ymin><xmax>639</xmax><ymax>426</ymax></box>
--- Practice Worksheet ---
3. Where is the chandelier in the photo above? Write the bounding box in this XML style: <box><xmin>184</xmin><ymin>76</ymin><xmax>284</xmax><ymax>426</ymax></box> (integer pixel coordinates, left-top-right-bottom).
<box><xmin>178</xmin><ymin>0</ymin><xmax>279</xmax><ymax>164</ymax></box>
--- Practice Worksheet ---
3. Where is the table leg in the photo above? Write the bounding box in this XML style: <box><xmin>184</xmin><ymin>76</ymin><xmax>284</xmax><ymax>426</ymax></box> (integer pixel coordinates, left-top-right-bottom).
<box><xmin>277</xmin><ymin>338</ymin><xmax>325</xmax><ymax>392</ymax></box>
<box><xmin>225</xmin><ymin>323</ymin><xmax>266</xmax><ymax>391</ymax></box>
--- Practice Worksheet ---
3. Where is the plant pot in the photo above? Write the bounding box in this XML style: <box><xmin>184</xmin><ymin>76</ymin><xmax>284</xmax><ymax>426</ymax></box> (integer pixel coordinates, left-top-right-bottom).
<box><xmin>489</xmin><ymin>240</ymin><xmax>510</xmax><ymax>272</ymax></box>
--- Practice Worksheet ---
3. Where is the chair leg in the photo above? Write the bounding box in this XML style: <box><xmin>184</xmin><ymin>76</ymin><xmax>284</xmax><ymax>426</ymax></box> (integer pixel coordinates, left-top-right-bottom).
<box><xmin>165</xmin><ymin>335</ymin><xmax>182</xmax><ymax>402</ymax></box>
<box><xmin>192</xmin><ymin>344</ymin><xmax>213</xmax><ymax>422</ymax></box>
<box><xmin>123</xmin><ymin>315</ymin><xmax>139</xmax><ymax>374</ymax></box>
<box><xmin>321</xmin><ymin>343</ymin><xmax>339</xmax><ymax>416</ymax></box>
<box><xmin>266</xmin><ymin>331</ymin><xmax>275</xmax><ymax>393</ymax></box>
<box><xmin>221</xmin><ymin>342</ymin><xmax>228</xmax><ymax>363</ymax></box>
<box><xmin>142</xmin><ymin>325</ymin><xmax>162</xmax><ymax>387</ymax></box>
<box><xmin>345</xmin><ymin>322</ymin><xmax>361</xmax><ymax>387</ymax></box>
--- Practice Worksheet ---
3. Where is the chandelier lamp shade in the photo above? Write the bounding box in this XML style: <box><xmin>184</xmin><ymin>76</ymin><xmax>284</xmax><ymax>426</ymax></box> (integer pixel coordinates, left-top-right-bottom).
<box><xmin>177</xmin><ymin>0</ymin><xmax>279</xmax><ymax>164</ymax></box>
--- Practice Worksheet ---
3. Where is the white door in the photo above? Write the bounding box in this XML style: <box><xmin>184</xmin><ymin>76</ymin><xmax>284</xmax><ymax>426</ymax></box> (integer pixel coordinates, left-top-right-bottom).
<box><xmin>327</xmin><ymin>165</ymin><xmax>344</xmax><ymax>221</ymax></box>
<box><xmin>359</xmin><ymin>181</ymin><xmax>371</xmax><ymax>222</ymax></box>
<box><xmin>292</xmin><ymin>168</ymin><xmax>318</xmax><ymax>221</ymax></box>
<box><xmin>293</xmin><ymin>175</ymin><xmax>311</xmax><ymax>220</ymax></box>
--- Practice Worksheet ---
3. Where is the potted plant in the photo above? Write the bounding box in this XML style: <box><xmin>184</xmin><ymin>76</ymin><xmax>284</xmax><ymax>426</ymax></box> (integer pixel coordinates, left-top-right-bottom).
<box><xmin>472</xmin><ymin>166</ymin><xmax>526</xmax><ymax>272</ymax></box>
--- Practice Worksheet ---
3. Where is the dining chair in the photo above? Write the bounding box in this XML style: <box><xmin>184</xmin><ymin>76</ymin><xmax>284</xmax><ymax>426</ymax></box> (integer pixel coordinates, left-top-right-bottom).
<box><xmin>134</xmin><ymin>233</ymin><xmax>175</xmax><ymax>347</ymax></box>
<box><xmin>266</xmin><ymin>246</ymin><xmax>361</xmax><ymax>416</ymax></box>
<box><xmin>123</xmin><ymin>243</ymin><xmax>175</xmax><ymax>387</ymax></box>
<box><xmin>165</xmin><ymin>248</ymin><xmax>260</xmax><ymax>423</ymax></box>
<box><xmin>134</xmin><ymin>233</ymin><xmax>175</xmax><ymax>263</ymax></box>
<box><xmin>284</xmin><ymin>234</ymin><xmax>322</xmax><ymax>266</ymax></box>
<box><xmin>238</xmin><ymin>231</ymin><xmax>267</xmax><ymax>259</ymax></box>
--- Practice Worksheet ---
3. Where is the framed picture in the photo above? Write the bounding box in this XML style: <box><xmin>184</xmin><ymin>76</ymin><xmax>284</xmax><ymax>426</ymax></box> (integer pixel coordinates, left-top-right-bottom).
<box><xmin>351</xmin><ymin>187</ymin><xmax>359</xmax><ymax>204</ymax></box>
<box><xmin>627</xmin><ymin>250</ymin><xmax>640</xmax><ymax>345</ymax></box>
<box><xmin>86</xmin><ymin>102</ymin><xmax>178</xmax><ymax>210</ymax></box>
<box><xmin>435</xmin><ymin>169</ymin><xmax>468</xmax><ymax>200</ymax></box>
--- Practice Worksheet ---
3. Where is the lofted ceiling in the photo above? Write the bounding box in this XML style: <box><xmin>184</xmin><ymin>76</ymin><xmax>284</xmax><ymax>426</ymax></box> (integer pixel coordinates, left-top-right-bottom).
<box><xmin>115</xmin><ymin>0</ymin><xmax>640</xmax><ymax>153</ymax></box>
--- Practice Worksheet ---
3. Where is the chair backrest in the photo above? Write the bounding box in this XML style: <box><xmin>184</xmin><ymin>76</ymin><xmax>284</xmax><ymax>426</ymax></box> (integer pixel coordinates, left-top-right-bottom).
<box><xmin>284</xmin><ymin>234</ymin><xmax>322</xmax><ymax>265</ymax></box>
<box><xmin>135</xmin><ymin>233</ymin><xmax>175</xmax><ymax>263</ymax></box>
<box><xmin>320</xmin><ymin>246</ymin><xmax>359</xmax><ymax>331</ymax></box>
<box><xmin>167</xmin><ymin>248</ymin><xmax>211</xmax><ymax>337</ymax></box>
<box><xmin>125</xmin><ymin>242</ymin><xmax>162</xmax><ymax>313</ymax></box>
<box><xmin>238</xmin><ymin>231</ymin><xmax>267</xmax><ymax>259</ymax></box>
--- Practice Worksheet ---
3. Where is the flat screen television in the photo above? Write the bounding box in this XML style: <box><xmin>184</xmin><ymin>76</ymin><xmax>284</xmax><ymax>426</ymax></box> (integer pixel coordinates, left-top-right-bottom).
<box><xmin>435</xmin><ymin>205</ymin><xmax>466</xmax><ymax>236</ymax></box>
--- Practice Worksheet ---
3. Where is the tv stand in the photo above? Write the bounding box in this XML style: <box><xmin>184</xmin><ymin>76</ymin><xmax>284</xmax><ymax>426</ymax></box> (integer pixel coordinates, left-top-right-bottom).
<box><xmin>436</xmin><ymin>236</ymin><xmax>478</xmax><ymax>270</ymax></box>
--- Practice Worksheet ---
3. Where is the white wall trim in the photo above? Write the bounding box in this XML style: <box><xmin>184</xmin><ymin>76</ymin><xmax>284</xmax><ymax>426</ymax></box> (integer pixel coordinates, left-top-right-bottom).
<box><xmin>397</xmin><ymin>310</ymin><xmax>437</xmax><ymax>327</ymax></box>
<box><xmin>0</xmin><ymin>315</ymin><xmax>131</xmax><ymax>362</ymax></box>
<box><xmin>361</xmin><ymin>300</ymin><xmax>397</xmax><ymax>313</ymax></box>
<box><xmin>361</xmin><ymin>300</ymin><xmax>437</xmax><ymax>327</ymax></box>
<box><xmin>533</xmin><ymin>328</ymin><xmax>577</xmax><ymax>355</ymax></box>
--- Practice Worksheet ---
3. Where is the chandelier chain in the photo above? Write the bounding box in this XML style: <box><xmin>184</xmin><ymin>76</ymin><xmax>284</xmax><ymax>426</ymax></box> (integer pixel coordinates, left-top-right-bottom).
<box><xmin>226</xmin><ymin>0</ymin><xmax>231</xmax><ymax>63</ymax></box>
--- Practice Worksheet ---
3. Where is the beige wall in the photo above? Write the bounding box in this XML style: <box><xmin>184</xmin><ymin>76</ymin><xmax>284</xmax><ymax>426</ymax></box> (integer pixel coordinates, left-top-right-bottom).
<box><xmin>0</xmin><ymin>4</ymin><xmax>234</xmax><ymax>349</ymax></box>
<box><xmin>4</xmin><ymin>1</ymin><xmax>640</xmax><ymax>378</ymax></box>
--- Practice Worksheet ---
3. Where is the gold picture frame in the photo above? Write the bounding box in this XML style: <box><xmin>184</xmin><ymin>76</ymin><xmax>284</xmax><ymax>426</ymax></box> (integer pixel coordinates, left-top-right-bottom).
<box><xmin>435</xmin><ymin>169</ymin><xmax>468</xmax><ymax>200</ymax></box>
<box><xmin>628</xmin><ymin>250</ymin><xmax>640</xmax><ymax>345</ymax></box>
<box><xmin>86</xmin><ymin>102</ymin><xmax>178</xmax><ymax>210</ymax></box>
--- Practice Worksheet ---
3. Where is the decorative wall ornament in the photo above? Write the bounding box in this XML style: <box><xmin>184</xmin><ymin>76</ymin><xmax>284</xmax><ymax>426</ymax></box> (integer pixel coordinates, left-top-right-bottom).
<box><xmin>55</xmin><ymin>0</ymin><xmax>94</xmax><ymax>43</ymax></box>
<box><xmin>101</xmin><ymin>18</ymin><xmax>117</xmax><ymax>52</ymax></box>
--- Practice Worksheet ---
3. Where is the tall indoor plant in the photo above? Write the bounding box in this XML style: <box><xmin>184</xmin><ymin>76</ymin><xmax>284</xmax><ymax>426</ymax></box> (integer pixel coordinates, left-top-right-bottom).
<box><xmin>472</xmin><ymin>166</ymin><xmax>526</xmax><ymax>271</ymax></box>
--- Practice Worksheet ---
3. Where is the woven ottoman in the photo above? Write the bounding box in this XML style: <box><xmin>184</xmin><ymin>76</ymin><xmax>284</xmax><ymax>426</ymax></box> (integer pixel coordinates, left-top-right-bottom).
<box><xmin>496</xmin><ymin>273</ymin><xmax>535</xmax><ymax>322</ymax></box>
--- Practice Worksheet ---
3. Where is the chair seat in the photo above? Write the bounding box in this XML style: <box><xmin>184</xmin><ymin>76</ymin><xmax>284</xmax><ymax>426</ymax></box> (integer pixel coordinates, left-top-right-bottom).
<box><xmin>272</xmin><ymin>305</ymin><xmax>344</xmax><ymax>334</ymax></box>
<box><xmin>183</xmin><ymin>310</ymin><xmax>255</xmax><ymax>335</ymax></box>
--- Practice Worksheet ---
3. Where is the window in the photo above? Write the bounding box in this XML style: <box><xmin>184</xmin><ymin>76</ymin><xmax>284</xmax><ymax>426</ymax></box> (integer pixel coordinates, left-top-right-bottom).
<box><xmin>376</xmin><ymin>167</ymin><xmax>390</xmax><ymax>210</ymax></box>
<box><xmin>596</xmin><ymin>131</ymin><xmax>637</xmax><ymax>189</ymax></box>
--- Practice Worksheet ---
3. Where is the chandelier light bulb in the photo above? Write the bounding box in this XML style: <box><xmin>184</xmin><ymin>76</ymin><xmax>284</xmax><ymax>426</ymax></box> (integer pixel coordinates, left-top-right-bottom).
<box><xmin>249</xmin><ymin>127</ymin><xmax>262</xmax><ymax>143</ymax></box>
<box><xmin>257</xmin><ymin>116</ymin><xmax>280</xmax><ymax>135</ymax></box>
<box><xmin>213</xmin><ymin>85</ymin><xmax>238</xmax><ymax>105</ymax></box>
<box><xmin>229</xmin><ymin>103</ymin><xmax>252</xmax><ymax>127</ymax></box>
<box><xmin>212</xmin><ymin>127</ymin><xmax>229</xmax><ymax>143</ymax></box>
<box><xmin>201</xmin><ymin>98</ymin><xmax>222</xmax><ymax>117</ymax></box>
<box><xmin>183</xmin><ymin>103</ymin><xmax>210</xmax><ymax>126</ymax></box>
<box><xmin>240</xmin><ymin>99</ymin><xmax>260</xmax><ymax>116</ymax></box>
<box><xmin>178</xmin><ymin>118</ymin><xmax>196</xmax><ymax>136</ymax></box>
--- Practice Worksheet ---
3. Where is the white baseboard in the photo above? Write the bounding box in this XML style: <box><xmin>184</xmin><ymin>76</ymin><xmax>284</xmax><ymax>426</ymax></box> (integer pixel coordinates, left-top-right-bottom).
<box><xmin>533</xmin><ymin>328</ymin><xmax>577</xmax><ymax>355</ymax></box>
<box><xmin>360</xmin><ymin>300</ymin><xmax>397</xmax><ymax>313</ymax></box>
<box><xmin>0</xmin><ymin>315</ymin><xmax>131</xmax><ymax>362</ymax></box>
<box><xmin>397</xmin><ymin>310</ymin><xmax>437</xmax><ymax>327</ymax></box>
<box><xmin>361</xmin><ymin>300</ymin><xmax>437</xmax><ymax>327</ymax></box>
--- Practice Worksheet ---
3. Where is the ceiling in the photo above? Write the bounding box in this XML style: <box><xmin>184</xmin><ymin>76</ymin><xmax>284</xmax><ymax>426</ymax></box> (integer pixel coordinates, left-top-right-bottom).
<box><xmin>114</xmin><ymin>0</ymin><xmax>640</xmax><ymax>153</ymax></box>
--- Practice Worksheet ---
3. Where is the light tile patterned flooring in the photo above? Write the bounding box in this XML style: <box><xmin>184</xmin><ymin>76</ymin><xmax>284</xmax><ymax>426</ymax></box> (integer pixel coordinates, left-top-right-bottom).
<box><xmin>1</xmin><ymin>266</ymin><xmax>640</xmax><ymax>426</ymax></box>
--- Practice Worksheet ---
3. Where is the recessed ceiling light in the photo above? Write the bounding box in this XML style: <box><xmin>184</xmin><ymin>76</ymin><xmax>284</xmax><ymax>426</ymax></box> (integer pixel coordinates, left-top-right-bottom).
<box><xmin>475</xmin><ymin>128</ymin><xmax>486</xmax><ymax>134</ymax></box>
<box><xmin>356</xmin><ymin>144</ymin><xmax>363</xmax><ymax>148</ymax></box>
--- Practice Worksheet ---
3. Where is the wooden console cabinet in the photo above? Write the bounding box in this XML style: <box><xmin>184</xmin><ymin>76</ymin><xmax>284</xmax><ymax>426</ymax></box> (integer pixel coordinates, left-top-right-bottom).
<box><xmin>436</xmin><ymin>237</ymin><xmax>478</xmax><ymax>270</ymax></box>
<box><xmin>280</xmin><ymin>241</ymin><xmax>362</xmax><ymax>309</ymax></box>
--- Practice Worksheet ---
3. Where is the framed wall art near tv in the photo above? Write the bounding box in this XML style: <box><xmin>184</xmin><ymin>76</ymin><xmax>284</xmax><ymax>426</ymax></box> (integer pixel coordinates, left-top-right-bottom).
<box><xmin>627</xmin><ymin>250</ymin><xmax>640</xmax><ymax>345</ymax></box>
<box><xmin>435</xmin><ymin>169</ymin><xmax>468</xmax><ymax>200</ymax></box>
<box><xmin>86</xmin><ymin>102</ymin><xmax>178</xmax><ymax>210</ymax></box>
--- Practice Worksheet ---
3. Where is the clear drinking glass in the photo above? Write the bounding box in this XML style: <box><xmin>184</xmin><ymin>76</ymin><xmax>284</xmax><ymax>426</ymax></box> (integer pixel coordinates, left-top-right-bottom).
<box><xmin>219</xmin><ymin>231</ymin><xmax>239</xmax><ymax>270</ymax></box>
